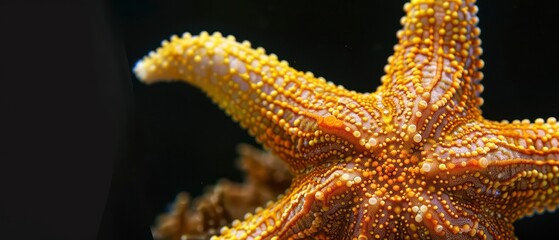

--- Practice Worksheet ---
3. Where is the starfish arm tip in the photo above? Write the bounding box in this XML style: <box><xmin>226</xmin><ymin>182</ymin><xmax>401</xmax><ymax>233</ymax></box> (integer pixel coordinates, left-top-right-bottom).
<box><xmin>133</xmin><ymin>59</ymin><xmax>149</xmax><ymax>82</ymax></box>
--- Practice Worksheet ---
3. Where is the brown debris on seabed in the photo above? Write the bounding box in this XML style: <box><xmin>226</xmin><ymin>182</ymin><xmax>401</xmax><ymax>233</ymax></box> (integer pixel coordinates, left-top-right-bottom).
<box><xmin>151</xmin><ymin>144</ymin><xmax>293</xmax><ymax>240</ymax></box>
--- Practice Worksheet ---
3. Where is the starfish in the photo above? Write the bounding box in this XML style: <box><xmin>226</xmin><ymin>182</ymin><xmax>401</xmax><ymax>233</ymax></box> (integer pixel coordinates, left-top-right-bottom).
<box><xmin>133</xmin><ymin>0</ymin><xmax>559</xmax><ymax>239</ymax></box>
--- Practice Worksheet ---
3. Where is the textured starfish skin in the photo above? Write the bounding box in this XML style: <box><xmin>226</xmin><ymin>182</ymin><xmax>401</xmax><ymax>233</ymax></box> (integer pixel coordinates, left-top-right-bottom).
<box><xmin>134</xmin><ymin>0</ymin><xmax>559</xmax><ymax>239</ymax></box>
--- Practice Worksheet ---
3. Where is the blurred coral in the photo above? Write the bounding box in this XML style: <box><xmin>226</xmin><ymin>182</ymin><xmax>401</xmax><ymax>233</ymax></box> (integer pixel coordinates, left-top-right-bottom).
<box><xmin>151</xmin><ymin>144</ymin><xmax>292</xmax><ymax>240</ymax></box>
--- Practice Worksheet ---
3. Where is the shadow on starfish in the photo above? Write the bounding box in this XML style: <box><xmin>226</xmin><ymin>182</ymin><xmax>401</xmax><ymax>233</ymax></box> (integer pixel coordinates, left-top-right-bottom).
<box><xmin>132</xmin><ymin>0</ymin><xmax>559</xmax><ymax>239</ymax></box>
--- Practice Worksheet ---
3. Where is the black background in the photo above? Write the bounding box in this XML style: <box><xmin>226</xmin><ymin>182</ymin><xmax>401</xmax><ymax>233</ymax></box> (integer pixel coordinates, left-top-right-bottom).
<box><xmin>3</xmin><ymin>0</ymin><xmax>559</xmax><ymax>239</ymax></box>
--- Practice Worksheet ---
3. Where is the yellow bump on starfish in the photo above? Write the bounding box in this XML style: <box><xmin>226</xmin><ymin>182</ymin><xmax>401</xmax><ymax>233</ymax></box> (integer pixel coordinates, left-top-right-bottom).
<box><xmin>135</xmin><ymin>0</ymin><xmax>559</xmax><ymax>239</ymax></box>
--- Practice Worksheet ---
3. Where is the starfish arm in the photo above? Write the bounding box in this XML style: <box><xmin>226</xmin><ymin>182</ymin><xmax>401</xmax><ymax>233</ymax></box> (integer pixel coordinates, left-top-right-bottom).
<box><xmin>377</xmin><ymin>0</ymin><xmax>484</xmax><ymax>137</ymax></box>
<box><xmin>213</xmin><ymin>165</ymin><xmax>358</xmax><ymax>240</ymax></box>
<box><xmin>417</xmin><ymin>117</ymin><xmax>559</xmax><ymax>238</ymax></box>
<box><xmin>133</xmin><ymin>32</ymin><xmax>382</xmax><ymax>174</ymax></box>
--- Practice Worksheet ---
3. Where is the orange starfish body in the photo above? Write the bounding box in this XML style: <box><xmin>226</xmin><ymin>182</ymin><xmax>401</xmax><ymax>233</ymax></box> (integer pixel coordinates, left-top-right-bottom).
<box><xmin>134</xmin><ymin>0</ymin><xmax>559</xmax><ymax>239</ymax></box>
